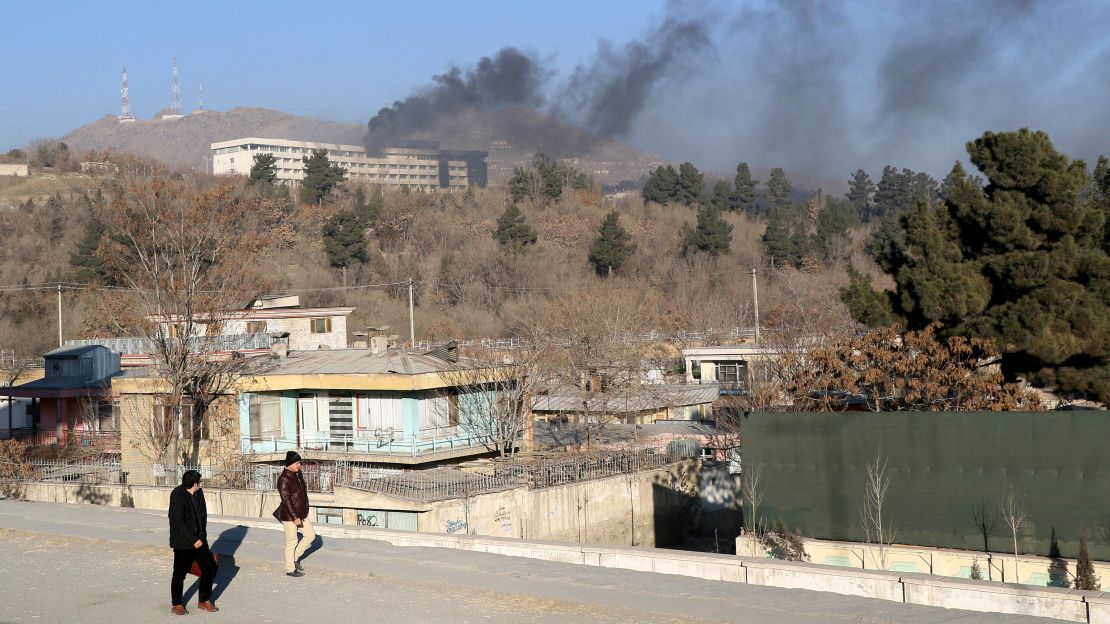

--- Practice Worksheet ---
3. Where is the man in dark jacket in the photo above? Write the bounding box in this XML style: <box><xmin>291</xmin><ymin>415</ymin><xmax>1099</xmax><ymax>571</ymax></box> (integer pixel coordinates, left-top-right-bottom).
<box><xmin>168</xmin><ymin>469</ymin><xmax>219</xmax><ymax>615</ymax></box>
<box><xmin>275</xmin><ymin>451</ymin><xmax>315</xmax><ymax>577</ymax></box>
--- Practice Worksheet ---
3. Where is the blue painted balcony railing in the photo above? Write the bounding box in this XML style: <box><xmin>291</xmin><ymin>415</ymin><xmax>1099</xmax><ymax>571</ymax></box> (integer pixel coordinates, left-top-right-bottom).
<box><xmin>240</xmin><ymin>427</ymin><xmax>500</xmax><ymax>458</ymax></box>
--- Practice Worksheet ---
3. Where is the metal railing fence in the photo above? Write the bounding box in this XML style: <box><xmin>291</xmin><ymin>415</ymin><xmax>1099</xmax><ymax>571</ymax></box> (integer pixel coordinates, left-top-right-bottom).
<box><xmin>1</xmin><ymin>442</ymin><xmax>701</xmax><ymax>502</ymax></box>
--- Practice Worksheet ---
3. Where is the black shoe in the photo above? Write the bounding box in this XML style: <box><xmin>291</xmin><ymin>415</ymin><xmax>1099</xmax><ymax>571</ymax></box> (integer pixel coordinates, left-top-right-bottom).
<box><xmin>286</xmin><ymin>570</ymin><xmax>304</xmax><ymax>578</ymax></box>
<box><xmin>295</xmin><ymin>561</ymin><xmax>304</xmax><ymax>573</ymax></box>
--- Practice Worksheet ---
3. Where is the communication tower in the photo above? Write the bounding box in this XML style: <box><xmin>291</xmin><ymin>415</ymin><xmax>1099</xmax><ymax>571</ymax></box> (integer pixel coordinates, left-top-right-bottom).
<box><xmin>119</xmin><ymin>65</ymin><xmax>135</xmax><ymax>123</ymax></box>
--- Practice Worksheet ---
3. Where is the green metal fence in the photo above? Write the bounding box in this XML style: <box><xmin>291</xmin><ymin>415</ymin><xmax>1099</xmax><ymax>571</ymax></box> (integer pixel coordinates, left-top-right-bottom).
<box><xmin>741</xmin><ymin>411</ymin><xmax>1110</xmax><ymax>560</ymax></box>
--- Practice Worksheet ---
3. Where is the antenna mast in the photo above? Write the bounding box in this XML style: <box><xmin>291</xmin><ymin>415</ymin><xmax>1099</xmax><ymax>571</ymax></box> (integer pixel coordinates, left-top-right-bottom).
<box><xmin>171</xmin><ymin>57</ymin><xmax>182</xmax><ymax>113</ymax></box>
<box><xmin>197</xmin><ymin>81</ymin><xmax>204</xmax><ymax>111</ymax></box>
<box><xmin>119</xmin><ymin>65</ymin><xmax>135</xmax><ymax>123</ymax></box>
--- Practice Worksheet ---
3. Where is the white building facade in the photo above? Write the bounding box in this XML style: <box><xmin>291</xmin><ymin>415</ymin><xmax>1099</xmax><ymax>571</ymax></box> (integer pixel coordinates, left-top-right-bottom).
<box><xmin>211</xmin><ymin>137</ymin><xmax>484</xmax><ymax>191</ymax></box>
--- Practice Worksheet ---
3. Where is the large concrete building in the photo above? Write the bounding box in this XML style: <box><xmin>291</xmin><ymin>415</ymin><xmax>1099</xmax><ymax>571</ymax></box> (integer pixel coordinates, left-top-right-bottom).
<box><xmin>211</xmin><ymin>137</ymin><xmax>487</xmax><ymax>190</ymax></box>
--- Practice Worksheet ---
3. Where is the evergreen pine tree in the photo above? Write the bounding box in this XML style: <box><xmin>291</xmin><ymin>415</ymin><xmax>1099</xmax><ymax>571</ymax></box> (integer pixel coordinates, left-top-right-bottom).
<box><xmin>493</xmin><ymin>204</ymin><xmax>537</xmax><ymax>253</ymax></box>
<box><xmin>588</xmin><ymin>211</ymin><xmax>636</xmax><ymax>276</ymax></box>
<box><xmin>675</xmin><ymin>162</ymin><xmax>705</xmax><ymax>206</ymax></box>
<box><xmin>353</xmin><ymin>185</ymin><xmax>384</xmax><ymax>227</ymax></box>
<box><xmin>729</xmin><ymin>162</ymin><xmax>759</xmax><ymax>213</ymax></box>
<box><xmin>815</xmin><ymin>197</ymin><xmax>859</xmax><ymax>263</ymax></box>
<box><xmin>846</xmin><ymin>129</ymin><xmax>1110</xmax><ymax>401</ymax></box>
<box><xmin>322</xmin><ymin>209</ymin><xmax>368</xmax><ymax>268</ymax></box>
<box><xmin>683</xmin><ymin>206</ymin><xmax>733</xmax><ymax>256</ymax></box>
<box><xmin>642</xmin><ymin>165</ymin><xmax>678</xmax><ymax>205</ymax></box>
<box><xmin>847</xmin><ymin>169</ymin><xmax>875</xmax><ymax>221</ymax></box>
<box><xmin>300</xmin><ymin>149</ymin><xmax>347</xmax><ymax>205</ymax></box>
<box><xmin>762</xmin><ymin>208</ymin><xmax>794</xmax><ymax>267</ymax></box>
<box><xmin>765</xmin><ymin>167</ymin><xmax>793</xmax><ymax>213</ymax></box>
<box><xmin>1076</xmin><ymin>530</ymin><xmax>1101</xmax><ymax>590</ymax></box>
<box><xmin>839</xmin><ymin>266</ymin><xmax>899</xmax><ymax>327</ymax></box>
<box><xmin>69</xmin><ymin>198</ymin><xmax>111</xmax><ymax>285</ymax></box>
<box><xmin>970</xmin><ymin>559</ymin><xmax>984</xmax><ymax>580</ymax></box>
<box><xmin>249</xmin><ymin>153</ymin><xmax>278</xmax><ymax>186</ymax></box>
<box><xmin>709</xmin><ymin>179</ymin><xmax>732</xmax><ymax>212</ymax></box>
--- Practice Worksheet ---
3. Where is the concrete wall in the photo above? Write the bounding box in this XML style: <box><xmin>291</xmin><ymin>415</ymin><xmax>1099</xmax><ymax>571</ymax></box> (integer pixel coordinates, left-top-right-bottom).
<box><xmin>189</xmin><ymin>514</ymin><xmax>1110</xmax><ymax>623</ymax></box>
<box><xmin>10</xmin><ymin>478</ymin><xmax>1110</xmax><ymax>621</ymax></box>
<box><xmin>13</xmin><ymin>459</ymin><xmax>736</xmax><ymax>549</ymax></box>
<box><xmin>737</xmin><ymin>534</ymin><xmax>1110</xmax><ymax>588</ymax></box>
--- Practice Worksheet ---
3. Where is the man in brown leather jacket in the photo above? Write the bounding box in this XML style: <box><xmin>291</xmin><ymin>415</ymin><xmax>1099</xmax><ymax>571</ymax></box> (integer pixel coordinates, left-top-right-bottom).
<box><xmin>274</xmin><ymin>451</ymin><xmax>315</xmax><ymax>577</ymax></box>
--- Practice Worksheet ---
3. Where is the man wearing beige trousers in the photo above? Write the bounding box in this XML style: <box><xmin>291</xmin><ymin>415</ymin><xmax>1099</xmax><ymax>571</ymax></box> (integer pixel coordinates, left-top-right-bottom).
<box><xmin>273</xmin><ymin>451</ymin><xmax>316</xmax><ymax>577</ymax></box>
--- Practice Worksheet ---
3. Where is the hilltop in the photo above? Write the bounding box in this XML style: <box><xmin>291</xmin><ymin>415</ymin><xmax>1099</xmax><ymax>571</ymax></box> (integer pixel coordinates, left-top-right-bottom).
<box><xmin>61</xmin><ymin>107</ymin><xmax>367</xmax><ymax>174</ymax></box>
<box><xmin>58</xmin><ymin>106</ymin><xmax>666</xmax><ymax>186</ymax></box>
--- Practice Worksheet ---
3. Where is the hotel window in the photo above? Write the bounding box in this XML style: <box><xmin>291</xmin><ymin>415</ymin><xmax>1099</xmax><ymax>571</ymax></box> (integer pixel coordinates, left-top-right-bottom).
<box><xmin>310</xmin><ymin>317</ymin><xmax>332</xmax><ymax>334</ymax></box>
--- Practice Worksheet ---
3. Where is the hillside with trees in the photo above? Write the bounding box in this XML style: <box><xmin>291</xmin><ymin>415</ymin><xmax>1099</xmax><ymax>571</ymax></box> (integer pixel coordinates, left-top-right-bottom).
<box><xmin>0</xmin><ymin>128</ymin><xmax>1105</xmax><ymax>404</ymax></box>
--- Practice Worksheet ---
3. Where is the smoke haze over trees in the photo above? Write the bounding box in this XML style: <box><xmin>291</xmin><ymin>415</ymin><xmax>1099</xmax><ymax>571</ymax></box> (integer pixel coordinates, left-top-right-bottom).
<box><xmin>365</xmin><ymin>0</ymin><xmax>1110</xmax><ymax>179</ymax></box>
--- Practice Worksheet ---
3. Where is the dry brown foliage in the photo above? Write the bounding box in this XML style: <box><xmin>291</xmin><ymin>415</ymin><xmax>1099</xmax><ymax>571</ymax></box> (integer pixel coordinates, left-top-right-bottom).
<box><xmin>780</xmin><ymin>324</ymin><xmax>1041</xmax><ymax>411</ymax></box>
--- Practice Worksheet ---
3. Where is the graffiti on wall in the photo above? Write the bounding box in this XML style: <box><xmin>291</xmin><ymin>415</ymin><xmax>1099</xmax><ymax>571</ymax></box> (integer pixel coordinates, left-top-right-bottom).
<box><xmin>494</xmin><ymin>506</ymin><xmax>512</xmax><ymax>531</ymax></box>
<box><xmin>446</xmin><ymin>519</ymin><xmax>467</xmax><ymax>534</ymax></box>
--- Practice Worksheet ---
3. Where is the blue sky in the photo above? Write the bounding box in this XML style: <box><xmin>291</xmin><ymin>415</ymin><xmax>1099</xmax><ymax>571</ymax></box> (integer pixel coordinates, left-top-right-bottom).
<box><xmin>3</xmin><ymin>1</ymin><xmax>1109</xmax><ymax>179</ymax></box>
<box><xmin>0</xmin><ymin>1</ymin><xmax>651</xmax><ymax>145</ymax></box>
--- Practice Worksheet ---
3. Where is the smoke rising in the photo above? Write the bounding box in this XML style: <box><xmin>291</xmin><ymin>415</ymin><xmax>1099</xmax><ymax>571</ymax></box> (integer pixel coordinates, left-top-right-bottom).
<box><xmin>366</xmin><ymin>47</ymin><xmax>549</xmax><ymax>151</ymax></box>
<box><xmin>558</xmin><ymin>15</ymin><xmax>713</xmax><ymax>137</ymax></box>
<box><xmin>366</xmin><ymin>0</ymin><xmax>1110</xmax><ymax>180</ymax></box>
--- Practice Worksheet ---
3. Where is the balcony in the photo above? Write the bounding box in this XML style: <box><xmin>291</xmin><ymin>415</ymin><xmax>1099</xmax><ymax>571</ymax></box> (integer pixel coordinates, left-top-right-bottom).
<box><xmin>66</xmin><ymin>334</ymin><xmax>272</xmax><ymax>357</ymax></box>
<box><xmin>241</xmin><ymin>427</ymin><xmax>505</xmax><ymax>464</ymax></box>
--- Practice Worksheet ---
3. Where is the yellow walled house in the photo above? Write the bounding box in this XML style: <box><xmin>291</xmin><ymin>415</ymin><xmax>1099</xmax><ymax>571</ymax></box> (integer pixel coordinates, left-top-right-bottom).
<box><xmin>115</xmin><ymin>343</ymin><xmax>521</xmax><ymax>475</ymax></box>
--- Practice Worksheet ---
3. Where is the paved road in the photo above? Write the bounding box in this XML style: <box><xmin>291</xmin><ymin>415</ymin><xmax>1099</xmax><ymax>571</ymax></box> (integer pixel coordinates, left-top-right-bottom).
<box><xmin>0</xmin><ymin>500</ymin><xmax>1067</xmax><ymax>624</ymax></box>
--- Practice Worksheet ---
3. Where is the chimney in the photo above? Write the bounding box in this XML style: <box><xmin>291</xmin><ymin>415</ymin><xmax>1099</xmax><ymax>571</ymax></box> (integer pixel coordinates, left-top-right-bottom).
<box><xmin>369</xmin><ymin>335</ymin><xmax>389</xmax><ymax>355</ymax></box>
<box><xmin>270</xmin><ymin>343</ymin><xmax>288</xmax><ymax>359</ymax></box>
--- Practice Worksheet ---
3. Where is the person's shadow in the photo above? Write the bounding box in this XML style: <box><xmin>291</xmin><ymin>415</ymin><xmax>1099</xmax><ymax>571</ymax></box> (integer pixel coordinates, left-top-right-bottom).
<box><xmin>183</xmin><ymin>525</ymin><xmax>249</xmax><ymax>605</ymax></box>
<box><xmin>302</xmin><ymin>530</ymin><xmax>325</xmax><ymax>562</ymax></box>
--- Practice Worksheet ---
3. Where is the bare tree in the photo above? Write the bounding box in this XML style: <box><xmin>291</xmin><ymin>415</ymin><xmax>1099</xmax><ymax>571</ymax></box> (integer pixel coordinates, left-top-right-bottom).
<box><xmin>860</xmin><ymin>452</ymin><xmax>896</xmax><ymax>570</ymax></box>
<box><xmin>999</xmin><ymin>484</ymin><xmax>1027</xmax><ymax>583</ymax></box>
<box><xmin>536</xmin><ymin>286</ymin><xmax>661</xmax><ymax>448</ymax></box>
<box><xmin>433</xmin><ymin>345</ymin><xmax>537</xmax><ymax>458</ymax></box>
<box><xmin>96</xmin><ymin>177</ymin><xmax>271</xmax><ymax>465</ymax></box>
<box><xmin>741</xmin><ymin>463</ymin><xmax>765</xmax><ymax>536</ymax></box>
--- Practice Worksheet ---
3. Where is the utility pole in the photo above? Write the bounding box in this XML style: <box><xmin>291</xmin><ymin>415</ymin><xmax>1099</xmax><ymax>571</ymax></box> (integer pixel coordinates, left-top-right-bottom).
<box><xmin>407</xmin><ymin>278</ymin><xmax>415</xmax><ymax>347</ymax></box>
<box><xmin>750</xmin><ymin>268</ymin><xmax>760</xmax><ymax>344</ymax></box>
<box><xmin>56</xmin><ymin>284</ymin><xmax>63</xmax><ymax>347</ymax></box>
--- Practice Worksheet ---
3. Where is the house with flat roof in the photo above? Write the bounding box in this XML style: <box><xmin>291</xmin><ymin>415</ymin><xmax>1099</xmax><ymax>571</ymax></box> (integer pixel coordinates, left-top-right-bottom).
<box><xmin>682</xmin><ymin>344</ymin><xmax>778</xmax><ymax>394</ymax></box>
<box><xmin>531</xmin><ymin>383</ymin><xmax>720</xmax><ymax>425</ymax></box>
<box><xmin>114</xmin><ymin>343</ymin><xmax>521</xmax><ymax>479</ymax></box>
<box><xmin>6</xmin><ymin>345</ymin><xmax>122</xmax><ymax>450</ymax></box>
<box><xmin>66</xmin><ymin>295</ymin><xmax>354</xmax><ymax>366</ymax></box>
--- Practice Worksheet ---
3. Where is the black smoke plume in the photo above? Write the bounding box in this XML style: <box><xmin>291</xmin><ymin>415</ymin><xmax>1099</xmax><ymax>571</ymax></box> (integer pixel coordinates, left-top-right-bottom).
<box><xmin>365</xmin><ymin>47</ymin><xmax>549</xmax><ymax>151</ymax></box>
<box><xmin>558</xmin><ymin>15</ymin><xmax>713</xmax><ymax>137</ymax></box>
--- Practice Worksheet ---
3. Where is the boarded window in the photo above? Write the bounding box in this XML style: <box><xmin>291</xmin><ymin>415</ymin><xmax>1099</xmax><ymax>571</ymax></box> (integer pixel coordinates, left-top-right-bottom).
<box><xmin>246</xmin><ymin>321</ymin><xmax>267</xmax><ymax>334</ymax></box>
<box><xmin>248</xmin><ymin>394</ymin><xmax>282</xmax><ymax>438</ymax></box>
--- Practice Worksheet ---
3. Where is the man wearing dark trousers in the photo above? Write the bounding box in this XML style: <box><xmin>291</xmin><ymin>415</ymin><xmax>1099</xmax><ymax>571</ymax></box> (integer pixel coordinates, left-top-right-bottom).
<box><xmin>168</xmin><ymin>469</ymin><xmax>219</xmax><ymax>615</ymax></box>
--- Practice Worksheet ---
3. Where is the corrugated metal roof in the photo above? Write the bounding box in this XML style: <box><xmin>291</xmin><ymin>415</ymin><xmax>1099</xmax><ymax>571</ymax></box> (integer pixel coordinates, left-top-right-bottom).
<box><xmin>532</xmin><ymin>383</ymin><xmax>720</xmax><ymax>414</ymax></box>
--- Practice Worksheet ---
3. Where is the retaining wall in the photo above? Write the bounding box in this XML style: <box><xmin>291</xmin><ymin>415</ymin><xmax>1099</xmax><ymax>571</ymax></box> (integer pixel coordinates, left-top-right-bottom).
<box><xmin>7</xmin><ymin>480</ymin><xmax>1110</xmax><ymax>622</ymax></box>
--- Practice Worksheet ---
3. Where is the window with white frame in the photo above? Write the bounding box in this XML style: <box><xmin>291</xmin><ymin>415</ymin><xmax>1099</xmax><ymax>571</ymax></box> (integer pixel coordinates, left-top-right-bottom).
<box><xmin>248</xmin><ymin>394</ymin><xmax>282</xmax><ymax>439</ymax></box>
<box><xmin>419</xmin><ymin>391</ymin><xmax>458</xmax><ymax>431</ymax></box>
<box><xmin>357</xmin><ymin>393</ymin><xmax>403</xmax><ymax>433</ymax></box>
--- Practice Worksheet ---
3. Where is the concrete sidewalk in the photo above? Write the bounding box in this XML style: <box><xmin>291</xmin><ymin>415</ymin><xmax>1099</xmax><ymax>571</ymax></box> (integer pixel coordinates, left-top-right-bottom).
<box><xmin>0</xmin><ymin>499</ymin><xmax>1068</xmax><ymax>623</ymax></box>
